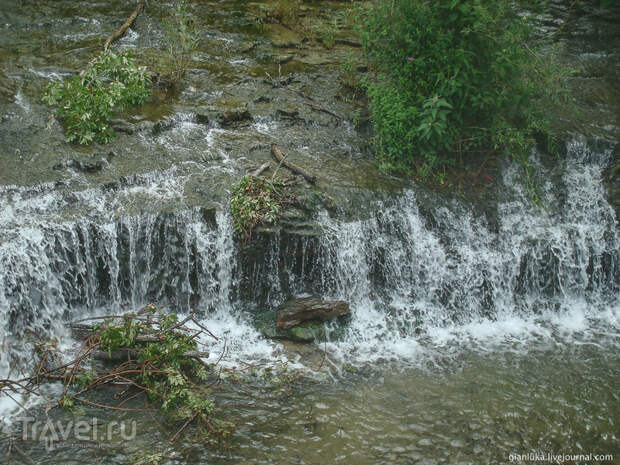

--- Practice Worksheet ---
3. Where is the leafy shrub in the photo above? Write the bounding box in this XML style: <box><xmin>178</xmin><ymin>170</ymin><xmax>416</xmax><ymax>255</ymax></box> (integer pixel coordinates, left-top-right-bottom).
<box><xmin>162</xmin><ymin>0</ymin><xmax>198</xmax><ymax>82</ymax></box>
<box><xmin>357</xmin><ymin>0</ymin><xmax>570</xmax><ymax>175</ymax></box>
<box><xmin>43</xmin><ymin>51</ymin><xmax>150</xmax><ymax>144</ymax></box>
<box><xmin>96</xmin><ymin>310</ymin><xmax>216</xmax><ymax>424</ymax></box>
<box><xmin>230</xmin><ymin>176</ymin><xmax>287</xmax><ymax>241</ymax></box>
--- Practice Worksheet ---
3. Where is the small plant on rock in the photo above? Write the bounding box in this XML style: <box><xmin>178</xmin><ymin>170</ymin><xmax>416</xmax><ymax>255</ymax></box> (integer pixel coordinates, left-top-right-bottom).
<box><xmin>316</xmin><ymin>19</ymin><xmax>337</xmax><ymax>49</ymax></box>
<box><xmin>230</xmin><ymin>175</ymin><xmax>288</xmax><ymax>241</ymax></box>
<box><xmin>43</xmin><ymin>51</ymin><xmax>150</xmax><ymax>144</ymax></box>
<box><xmin>273</xmin><ymin>0</ymin><xmax>301</xmax><ymax>27</ymax></box>
<box><xmin>162</xmin><ymin>0</ymin><xmax>198</xmax><ymax>82</ymax></box>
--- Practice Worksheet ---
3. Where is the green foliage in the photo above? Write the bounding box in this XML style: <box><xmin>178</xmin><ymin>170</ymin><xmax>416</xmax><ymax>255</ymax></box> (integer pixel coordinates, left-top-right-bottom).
<box><xmin>43</xmin><ymin>51</ymin><xmax>150</xmax><ymax>144</ymax></box>
<box><xmin>71</xmin><ymin>368</ymin><xmax>96</xmax><ymax>389</ymax></box>
<box><xmin>137</xmin><ymin>337</ymin><xmax>214</xmax><ymax>419</ymax></box>
<box><xmin>357</xmin><ymin>0</ymin><xmax>571</xmax><ymax>176</ymax></box>
<box><xmin>98</xmin><ymin>316</ymin><xmax>141</xmax><ymax>354</ymax></box>
<box><xmin>95</xmin><ymin>309</ymin><xmax>216</xmax><ymax>425</ymax></box>
<box><xmin>352</xmin><ymin>108</ymin><xmax>361</xmax><ymax>129</ymax></box>
<box><xmin>260</xmin><ymin>361</ymin><xmax>302</xmax><ymax>396</ymax></box>
<box><xmin>130</xmin><ymin>451</ymin><xmax>165</xmax><ymax>465</ymax></box>
<box><xmin>341</xmin><ymin>52</ymin><xmax>361</xmax><ymax>90</ymax></box>
<box><xmin>230</xmin><ymin>176</ymin><xmax>287</xmax><ymax>241</ymax></box>
<box><xmin>162</xmin><ymin>0</ymin><xmax>198</xmax><ymax>82</ymax></box>
<box><xmin>60</xmin><ymin>396</ymin><xmax>75</xmax><ymax>409</ymax></box>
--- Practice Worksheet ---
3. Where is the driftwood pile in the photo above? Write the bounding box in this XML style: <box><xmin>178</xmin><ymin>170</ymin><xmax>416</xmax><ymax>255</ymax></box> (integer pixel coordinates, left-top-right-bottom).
<box><xmin>0</xmin><ymin>305</ymin><xmax>225</xmax><ymax>441</ymax></box>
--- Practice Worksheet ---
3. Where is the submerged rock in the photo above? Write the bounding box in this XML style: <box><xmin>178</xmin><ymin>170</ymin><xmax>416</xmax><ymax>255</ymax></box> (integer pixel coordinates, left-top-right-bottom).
<box><xmin>276</xmin><ymin>296</ymin><xmax>349</xmax><ymax>329</ymax></box>
<box><xmin>217</xmin><ymin>108</ymin><xmax>252</xmax><ymax>128</ymax></box>
<box><xmin>259</xmin><ymin>318</ymin><xmax>326</xmax><ymax>343</ymax></box>
<box><xmin>288</xmin><ymin>321</ymin><xmax>325</xmax><ymax>342</ymax></box>
<box><xmin>109</xmin><ymin>118</ymin><xmax>135</xmax><ymax>135</ymax></box>
<box><xmin>53</xmin><ymin>154</ymin><xmax>112</xmax><ymax>173</ymax></box>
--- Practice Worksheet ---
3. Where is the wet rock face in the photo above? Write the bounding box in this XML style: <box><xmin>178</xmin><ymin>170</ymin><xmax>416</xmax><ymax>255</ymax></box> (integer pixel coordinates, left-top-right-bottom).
<box><xmin>52</xmin><ymin>152</ymin><xmax>115</xmax><ymax>173</ymax></box>
<box><xmin>603</xmin><ymin>143</ymin><xmax>620</xmax><ymax>222</ymax></box>
<box><xmin>276</xmin><ymin>296</ymin><xmax>349</xmax><ymax>329</ymax></box>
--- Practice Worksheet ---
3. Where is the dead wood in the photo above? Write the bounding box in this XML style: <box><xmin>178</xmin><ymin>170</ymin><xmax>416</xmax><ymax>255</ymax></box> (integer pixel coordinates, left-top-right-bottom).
<box><xmin>304</xmin><ymin>102</ymin><xmax>343</xmax><ymax>120</ymax></box>
<box><xmin>270</xmin><ymin>145</ymin><xmax>316</xmax><ymax>184</ymax></box>
<box><xmin>248</xmin><ymin>162</ymin><xmax>271</xmax><ymax>177</ymax></box>
<box><xmin>92</xmin><ymin>348</ymin><xmax>209</xmax><ymax>361</ymax></box>
<box><xmin>103</xmin><ymin>0</ymin><xmax>147</xmax><ymax>51</ymax></box>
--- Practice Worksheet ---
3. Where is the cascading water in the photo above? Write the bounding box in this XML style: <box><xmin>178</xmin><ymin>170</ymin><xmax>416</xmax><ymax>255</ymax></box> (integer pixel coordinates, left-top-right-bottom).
<box><xmin>1</xmin><ymin>138</ymin><xmax>618</xmax><ymax>385</ymax></box>
<box><xmin>314</xmin><ymin>139</ymin><xmax>619</xmax><ymax>363</ymax></box>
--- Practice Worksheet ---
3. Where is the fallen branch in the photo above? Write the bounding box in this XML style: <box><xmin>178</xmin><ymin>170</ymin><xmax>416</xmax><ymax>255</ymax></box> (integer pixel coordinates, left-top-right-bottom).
<box><xmin>72</xmin><ymin>397</ymin><xmax>146</xmax><ymax>412</ymax></box>
<box><xmin>0</xmin><ymin>379</ymin><xmax>39</xmax><ymax>395</ymax></box>
<box><xmin>170</xmin><ymin>411</ymin><xmax>198</xmax><ymax>442</ymax></box>
<box><xmin>69</xmin><ymin>315</ymin><xmax>154</xmax><ymax>325</ymax></box>
<box><xmin>270</xmin><ymin>145</ymin><xmax>316</xmax><ymax>184</ymax></box>
<box><xmin>6</xmin><ymin>440</ymin><xmax>37</xmax><ymax>465</ymax></box>
<box><xmin>103</xmin><ymin>0</ymin><xmax>147</xmax><ymax>51</ymax></box>
<box><xmin>248</xmin><ymin>162</ymin><xmax>271</xmax><ymax>178</ymax></box>
<box><xmin>304</xmin><ymin>102</ymin><xmax>343</xmax><ymax>120</ymax></box>
<box><xmin>92</xmin><ymin>348</ymin><xmax>209</xmax><ymax>362</ymax></box>
<box><xmin>190</xmin><ymin>317</ymin><xmax>220</xmax><ymax>341</ymax></box>
<box><xmin>68</xmin><ymin>324</ymin><xmax>164</xmax><ymax>343</ymax></box>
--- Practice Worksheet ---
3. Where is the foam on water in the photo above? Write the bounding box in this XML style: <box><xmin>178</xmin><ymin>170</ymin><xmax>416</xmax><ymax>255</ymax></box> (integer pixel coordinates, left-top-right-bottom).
<box><xmin>252</xmin><ymin>116</ymin><xmax>278</xmax><ymax>135</ymax></box>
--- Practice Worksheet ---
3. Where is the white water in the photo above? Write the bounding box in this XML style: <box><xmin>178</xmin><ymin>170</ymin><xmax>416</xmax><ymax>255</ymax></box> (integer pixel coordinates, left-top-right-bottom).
<box><xmin>316</xmin><ymin>140</ymin><xmax>619</xmax><ymax>362</ymax></box>
<box><xmin>1</xmin><ymin>139</ymin><xmax>618</xmax><ymax>415</ymax></box>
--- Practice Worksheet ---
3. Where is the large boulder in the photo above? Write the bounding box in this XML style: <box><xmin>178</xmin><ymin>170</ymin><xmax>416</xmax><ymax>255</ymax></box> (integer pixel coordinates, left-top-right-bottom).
<box><xmin>276</xmin><ymin>297</ymin><xmax>349</xmax><ymax>329</ymax></box>
<box><xmin>255</xmin><ymin>297</ymin><xmax>350</xmax><ymax>343</ymax></box>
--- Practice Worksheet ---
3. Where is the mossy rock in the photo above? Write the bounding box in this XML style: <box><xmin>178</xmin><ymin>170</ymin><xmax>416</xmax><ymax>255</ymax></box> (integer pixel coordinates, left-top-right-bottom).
<box><xmin>265</xmin><ymin>24</ymin><xmax>303</xmax><ymax>48</ymax></box>
<box><xmin>288</xmin><ymin>320</ymin><xmax>325</xmax><ymax>342</ymax></box>
<box><xmin>254</xmin><ymin>309</ymin><xmax>349</xmax><ymax>343</ymax></box>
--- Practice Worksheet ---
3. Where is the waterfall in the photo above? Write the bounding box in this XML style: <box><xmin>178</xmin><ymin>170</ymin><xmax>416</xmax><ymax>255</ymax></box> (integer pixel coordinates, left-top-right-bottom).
<box><xmin>312</xmin><ymin>139</ymin><xmax>619</xmax><ymax>361</ymax></box>
<box><xmin>0</xmin><ymin>205</ymin><xmax>236</xmax><ymax>376</ymax></box>
<box><xmin>1</xmin><ymin>139</ymin><xmax>618</xmax><ymax>378</ymax></box>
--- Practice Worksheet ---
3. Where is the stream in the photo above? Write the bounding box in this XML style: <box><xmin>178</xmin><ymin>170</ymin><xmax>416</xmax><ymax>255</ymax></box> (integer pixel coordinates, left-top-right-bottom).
<box><xmin>1</xmin><ymin>0</ymin><xmax>619</xmax><ymax>463</ymax></box>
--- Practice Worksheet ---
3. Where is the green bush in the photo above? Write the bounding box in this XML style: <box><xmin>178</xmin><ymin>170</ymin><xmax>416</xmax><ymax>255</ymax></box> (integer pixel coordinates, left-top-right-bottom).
<box><xmin>358</xmin><ymin>0</ymin><xmax>569</xmax><ymax>175</ymax></box>
<box><xmin>43</xmin><ymin>51</ymin><xmax>151</xmax><ymax>144</ymax></box>
<box><xmin>230</xmin><ymin>176</ymin><xmax>286</xmax><ymax>241</ymax></box>
<box><xmin>94</xmin><ymin>310</ymin><xmax>219</xmax><ymax>431</ymax></box>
